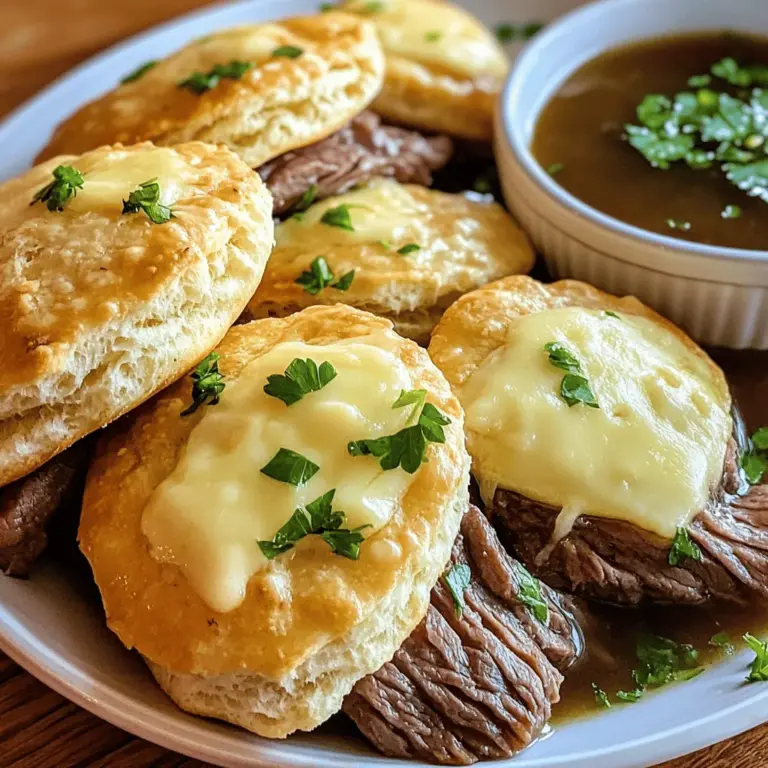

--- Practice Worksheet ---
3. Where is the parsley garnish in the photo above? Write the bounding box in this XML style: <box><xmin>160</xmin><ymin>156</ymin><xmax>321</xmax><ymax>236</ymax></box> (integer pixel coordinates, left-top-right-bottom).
<box><xmin>425</xmin><ymin>31</ymin><xmax>442</xmax><ymax>42</ymax></box>
<box><xmin>396</xmin><ymin>243</ymin><xmax>420</xmax><ymax>255</ymax></box>
<box><xmin>547</xmin><ymin>162</ymin><xmax>564</xmax><ymax>175</ymax></box>
<box><xmin>495</xmin><ymin>21</ymin><xmax>544</xmax><ymax>43</ymax></box>
<box><xmin>181</xmin><ymin>352</ymin><xmax>225</xmax><ymax>415</ymax></box>
<box><xmin>688</xmin><ymin>74</ymin><xmax>712</xmax><ymax>88</ymax></box>
<box><xmin>260</xmin><ymin>448</ymin><xmax>319</xmax><ymax>486</ymax></box>
<box><xmin>31</xmin><ymin>165</ymin><xmax>84</xmax><ymax>212</ymax></box>
<box><xmin>257</xmin><ymin>489</ymin><xmax>369</xmax><ymax>560</ymax></box>
<box><xmin>722</xmin><ymin>204</ymin><xmax>742</xmax><ymax>218</ymax></box>
<box><xmin>668</xmin><ymin>527</ymin><xmax>703</xmax><ymax>566</ymax></box>
<box><xmin>320</xmin><ymin>1</ymin><xmax>334</xmax><ymax>9</ymax></box>
<box><xmin>515</xmin><ymin>563</ymin><xmax>549</xmax><ymax>624</ymax></box>
<box><xmin>272</xmin><ymin>45</ymin><xmax>303</xmax><ymax>59</ymax></box>
<box><xmin>712</xmin><ymin>58</ymin><xmax>768</xmax><ymax>88</ymax></box>
<box><xmin>122</xmin><ymin>179</ymin><xmax>173</xmax><ymax>224</ymax></box>
<box><xmin>348</xmin><ymin>391</ymin><xmax>450</xmax><ymax>474</ymax></box>
<box><xmin>632</xmin><ymin>634</ymin><xmax>702</xmax><ymax>689</ymax></box>
<box><xmin>295</xmin><ymin>256</ymin><xmax>355</xmax><ymax>294</ymax></box>
<box><xmin>544</xmin><ymin>341</ymin><xmax>599</xmax><ymax>409</ymax></box>
<box><xmin>264</xmin><ymin>358</ymin><xmax>337</xmax><ymax>406</ymax></box>
<box><xmin>121</xmin><ymin>60</ymin><xmax>157</xmax><ymax>84</ymax></box>
<box><xmin>592</xmin><ymin>683</ymin><xmax>611</xmax><ymax>708</ymax></box>
<box><xmin>744</xmin><ymin>633</ymin><xmax>768</xmax><ymax>682</ymax></box>
<box><xmin>740</xmin><ymin>427</ymin><xmax>768</xmax><ymax>485</ymax></box>
<box><xmin>290</xmin><ymin>184</ymin><xmax>318</xmax><ymax>217</ymax></box>
<box><xmin>443</xmin><ymin>563</ymin><xmax>471</xmax><ymax>618</ymax></box>
<box><xmin>178</xmin><ymin>59</ymin><xmax>252</xmax><ymax>93</ymax></box>
<box><xmin>362</xmin><ymin>1</ymin><xmax>384</xmax><ymax>12</ymax></box>
<box><xmin>616</xmin><ymin>688</ymin><xmax>643</xmax><ymax>703</ymax></box>
<box><xmin>604</xmin><ymin>310</ymin><xmax>621</xmax><ymax>319</ymax></box>
<box><xmin>320</xmin><ymin>203</ymin><xmax>356</xmax><ymax>231</ymax></box>
<box><xmin>709</xmin><ymin>632</ymin><xmax>735</xmax><ymax>655</ymax></box>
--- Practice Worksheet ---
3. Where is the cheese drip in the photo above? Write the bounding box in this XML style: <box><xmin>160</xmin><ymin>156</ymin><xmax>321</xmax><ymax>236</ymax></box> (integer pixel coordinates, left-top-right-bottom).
<box><xmin>341</xmin><ymin>0</ymin><xmax>508</xmax><ymax>80</ymax></box>
<box><xmin>68</xmin><ymin>147</ymin><xmax>190</xmax><ymax>214</ymax></box>
<box><xmin>141</xmin><ymin>330</ymin><xmax>417</xmax><ymax>613</ymax></box>
<box><xmin>460</xmin><ymin>307</ymin><xmax>731</xmax><ymax>540</ymax></box>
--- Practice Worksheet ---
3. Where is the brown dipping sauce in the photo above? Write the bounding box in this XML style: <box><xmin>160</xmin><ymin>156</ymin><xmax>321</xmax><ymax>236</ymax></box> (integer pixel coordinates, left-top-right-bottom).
<box><xmin>532</xmin><ymin>32</ymin><xmax>768</xmax><ymax>251</ymax></box>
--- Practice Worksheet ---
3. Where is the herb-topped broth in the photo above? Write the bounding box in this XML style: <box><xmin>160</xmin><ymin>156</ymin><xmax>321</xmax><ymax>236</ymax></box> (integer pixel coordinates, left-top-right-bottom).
<box><xmin>533</xmin><ymin>32</ymin><xmax>768</xmax><ymax>250</ymax></box>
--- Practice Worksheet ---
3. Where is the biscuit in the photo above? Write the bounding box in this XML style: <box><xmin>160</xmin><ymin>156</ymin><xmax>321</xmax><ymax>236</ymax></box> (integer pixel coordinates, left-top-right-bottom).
<box><xmin>0</xmin><ymin>141</ymin><xmax>274</xmax><ymax>487</ymax></box>
<box><xmin>337</xmin><ymin>0</ymin><xmax>508</xmax><ymax>140</ymax></box>
<box><xmin>245</xmin><ymin>178</ymin><xmax>534</xmax><ymax>344</ymax></box>
<box><xmin>79</xmin><ymin>305</ymin><xmax>470</xmax><ymax>737</ymax></box>
<box><xmin>37</xmin><ymin>13</ymin><xmax>385</xmax><ymax>168</ymax></box>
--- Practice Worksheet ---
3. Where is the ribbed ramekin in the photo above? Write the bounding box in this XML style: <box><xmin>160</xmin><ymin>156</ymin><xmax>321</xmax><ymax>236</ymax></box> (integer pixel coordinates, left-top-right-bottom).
<box><xmin>495</xmin><ymin>0</ymin><xmax>768</xmax><ymax>349</ymax></box>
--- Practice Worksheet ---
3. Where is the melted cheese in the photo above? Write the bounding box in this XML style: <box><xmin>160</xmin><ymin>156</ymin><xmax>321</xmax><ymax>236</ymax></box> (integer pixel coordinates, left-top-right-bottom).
<box><xmin>141</xmin><ymin>330</ymin><xmax>418</xmax><ymax>613</ymax></box>
<box><xmin>69</xmin><ymin>148</ymin><xmax>191</xmax><ymax>214</ymax></box>
<box><xmin>342</xmin><ymin>0</ymin><xmax>507</xmax><ymax>80</ymax></box>
<box><xmin>460</xmin><ymin>307</ymin><xmax>731</xmax><ymax>540</ymax></box>
<box><xmin>277</xmin><ymin>179</ymin><xmax>429</xmax><ymax>247</ymax></box>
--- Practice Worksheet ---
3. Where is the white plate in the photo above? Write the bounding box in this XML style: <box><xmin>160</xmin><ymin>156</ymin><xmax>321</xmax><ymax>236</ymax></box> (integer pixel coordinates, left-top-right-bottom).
<box><xmin>1</xmin><ymin>1</ymin><xmax>767</xmax><ymax>766</ymax></box>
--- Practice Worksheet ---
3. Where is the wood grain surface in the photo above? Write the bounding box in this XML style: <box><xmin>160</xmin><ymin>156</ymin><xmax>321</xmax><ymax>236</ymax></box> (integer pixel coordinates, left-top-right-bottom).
<box><xmin>0</xmin><ymin>2</ymin><xmax>766</xmax><ymax>767</ymax></box>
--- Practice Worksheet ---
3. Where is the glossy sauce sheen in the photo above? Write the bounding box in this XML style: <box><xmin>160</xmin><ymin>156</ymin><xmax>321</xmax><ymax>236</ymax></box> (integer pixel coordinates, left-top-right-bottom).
<box><xmin>533</xmin><ymin>33</ymin><xmax>768</xmax><ymax>250</ymax></box>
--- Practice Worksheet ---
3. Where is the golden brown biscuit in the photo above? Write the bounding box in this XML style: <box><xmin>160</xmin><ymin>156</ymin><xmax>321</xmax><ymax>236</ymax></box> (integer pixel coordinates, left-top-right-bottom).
<box><xmin>79</xmin><ymin>305</ymin><xmax>469</xmax><ymax>738</ymax></box>
<box><xmin>37</xmin><ymin>13</ymin><xmax>385</xmax><ymax>167</ymax></box>
<box><xmin>337</xmin><ymin>0</ymin><xmax>508</xmax><ymax>140</ymax></box>
<box><xmin>245</xmin><ymin>178</ymin><xmax>534</xmax><ymax>344</ymax></box>
<box><xmin>0</xmin><ymin>141</ymin><xmax>274</xmax><ymax>487</ymax></box>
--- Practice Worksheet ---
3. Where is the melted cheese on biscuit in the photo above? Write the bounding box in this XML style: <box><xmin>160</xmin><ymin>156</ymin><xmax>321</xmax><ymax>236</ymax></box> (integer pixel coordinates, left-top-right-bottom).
<box><xmin>141</xmin><ymin>330</ymin><xmax>418</xmax><ymax>613</ymax></box>
<box><xmin>460</xmin><ymin>307</ymin><xmax>731</xmax><ymax>540</ymax></box>
<box><xmin>68</xmin><ymin>147</ymin><xmax>190</xmax><ymax>214</ymax></box>
<box><xmin>342</xmin><ymin>0</ymin><xmax>507</xmax><ymax>80</ymax></box>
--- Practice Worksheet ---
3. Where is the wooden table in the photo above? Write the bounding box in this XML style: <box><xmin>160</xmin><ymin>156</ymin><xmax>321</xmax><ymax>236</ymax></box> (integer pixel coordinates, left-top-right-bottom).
<box><xmin>0</xmin><ymin>2</ymin><xmax>766</xmax><ymax>767</ymax></box>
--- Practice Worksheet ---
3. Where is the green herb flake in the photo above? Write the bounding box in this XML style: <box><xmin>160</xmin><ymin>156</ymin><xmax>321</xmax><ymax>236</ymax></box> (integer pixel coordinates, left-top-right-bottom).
<box><xmin>31</xmin><ymin>165</ymin><xmax>85</xmax><ymax>212</ymax></box>
<box><xmin>632</xmin><ymin>633</ymin><xmax>702</xmax><ymax>689</ymax></box>
<box><xmin>377</xmin><ymin>240</ymin><xmax>392</xmax><ymax>250</ymax></box>
<box><xmin>362</xmin><ymin>0</ymin><xmax>384</xmax><ymax>12</ymax></box>
<box><xmin>522</xmin><ymin>22</ymin><xmax>544</xmax><ymax>39</ymax></box>
<box><xmin>616</xmin><ymin>688</ymin><xmax>644</xmax><ymax>703</ymax></box>
<box><xmin>319</xmin><ymin>1</ymin><xmax>334</xmax><ymax>10</ymax></box>
<box><xmin>443</xmin><ymin>563</ymin><xmax>471</xmax><ymax>618</ymax></box>
<box><xmin>709</xmin><ymin>632</ymin><xmax>735</xmax><ymax>655</ymax></box>
<box><xmin>425</xmin><ymin>31</ymin><xmax>442</xmax><ymax>42</ymax></box>
<box><xmin>722</xmin><ymin>204</ymin><xmax>743</xmax><ymax>219</ymax></box>
<box><xmin>742</xmin><ymin>427</ymin><xmax>768</xmax><ymax>485</ymax></box>
<box><xmin>291</xmin><ymin>184</ymin><xmax>318</xmax><ymax>216</ymax></box>
<box><xmin>178</xmin><ymin>59</ymin><xmax>252</xmax><ymax>93</ymax></box>
<box><xmin>668</xmin><ymin>527</ymin><xmax>703</xmax><ymax>566</ymax></box>
<box><xmin>495</xmin><ymin>21</ymin><xmax>544</xmax><ymax>43</ymax></box>
<box><xmin>495</xmin><ymin>23</ymin><xmax>516</xmax><ymax>43</ymax></box>
<box><xmin>264</xmin><ymin>358</ymin><xmax>337</xmax><ymax>406</ymax></box>
<box><xmin>547</xmin><ymin>162</ymin><xmax>564</xmax><ymax>175</ymax></box>
<box><xmin>753</xmin><ymin>427</ymin><xmax>768</xmax><ymax>450</ymax></box>
<box><xmin>688</xmin><ymin>74</ymin><xmax>712</xmax><ymax>88</ymax></box>
<box><xmin>181</xmin><ymin>352</ymin><xmax>225</xmax><ymax>416</ymax></box>
<box><xmin>604</xmin><ymin>310</ymin><xmax>621</xmax><ymax>319</ymax></box>
<box><xmin>744</xmin><ymin>633</ymin><xmax>768</xmax><ymax>682</ymax></box>
<box><xmin>592</xmin><ymin>683</ymin><xmax>611</xmax><ymax>709</ymax></box>
<box><xmin>544</xmin><ymin>342</ymin><xmax>599</xmax><ymax>409</ymax></box>
<box><xmin>332</xmin><ymin>270</ymin><xmax>355</xmax><ymax>291</ymax></box>
<box><xmin>397</xmin><ymin>243</ymin><xmax>421</xmax><ymax>255</ymax></box>
<box><xmin>321</xmin><ymin>203</ymin><xmax>355</xmax><ymax>231</ymax></box>
<box><xmin>272</xmin><ymin>45</ymin><xmax>304</xmax><ymax>59</ymax></box>
<box><xmin>257</xmin><ymin>489</ymin><xmax>369</xmax><ymax>560</ymax></box>
<box><xmin>120</xmin><ymin>60</ymin><xmax>157</xmax><ymax>84</ymax></box>
<box><xmin>348</xmin><ymin>392</ymin><xmax>451</xmax><ymax>474</ymax></box>
<box><xmin>515</xmin><ymin>563</ymin><xmax>549</xmax><ymax>624</ymax></box>
<box><xmin>122</xmin><ymin>179</ymin><xmax>174</xmax><ymax>224</ymax></box>
<box><xmin>296</xmin><ymin>256</ymin><xmax>334</xmax><ymax>295</ymax></box>
<box><xmin>260</xmin><ymin>448</ymin><xmax>319</xmax><ymax>487</ymax></box>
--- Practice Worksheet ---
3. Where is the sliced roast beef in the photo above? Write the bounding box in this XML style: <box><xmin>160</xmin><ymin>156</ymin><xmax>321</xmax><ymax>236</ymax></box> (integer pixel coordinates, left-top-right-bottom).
<box><xmin>0</xmin><ymin>441</ymin><xmax>90</xmax><ymax>576</ymax></box>
<box><xmin>258</xmin><ymin>111</ymin><xmax>453</xmax><ymax>215</ymax></box>
<box><xmin>343</xmin><ymin>505</ymin><xmax>582</xmax><ymax>765</ymax></box>
<box><xmin>493</xmin><ymin>440</ymin><xmax>768</xmax><ymax>606</ymax></box>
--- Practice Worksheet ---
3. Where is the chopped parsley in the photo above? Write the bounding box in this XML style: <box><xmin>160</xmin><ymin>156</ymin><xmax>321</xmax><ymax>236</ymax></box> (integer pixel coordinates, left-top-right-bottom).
<box><xmin>120</xmin><ymin>60</ymin><xmax>157</xmax><ymax>84</ymax></box>
<box><xmin>604</xmin><ymin>310</ymin><xmax>621</xmax><ymax>319</ymax></box>
<box><xmin>616</xmin><ymin>688</ymin><xmax>644</xmax><ymax>703</ymax></box>
<box><xmin>290</xmin><ymin>184</ymin><xmax>318</xmax><ymax>217</ymax></box>
<box><xmin>515</xmin><ymin>563</ymin><xmax>549</xmax><ymax>624</ymax></box>
<box><xmin>257</xmin><ymin>489</ymin><xmax>368</xmax><ymax>560</ymax></box>
<box><xmin>443</xmin><ymin>563</ymin><xmax>471</xmax><ymax>618</ymax></box>
<box><xmin>31</xmin><ymin>165</ymin><xmax>84</xmax><ymax>212</ymax></box>
<box><xmin>122</xmin><ymin>179</ymin><xmax>173</xmax><ymax>224</ymax></box>
<box><xmin>711</xmin><ymin>57</ymin><xmax>768</xmax><ymax>88</ymax></box>
<box><xmin>272</xmin><ymin>45</ymin><xmax>303</xmax><ymax>59</ymax></box>
<box><xmin>495</xmin><ymin>21</ymin><xmax>544</xmax><ymax>43</ymax></box>
<box><xmin>362</xmin><ymin>1</ymin><xmax>384</xmax><ymax>12</ymax></box>
<box><xmin>544</xmin><ymin>341</ymin><xmax>599</xmax><ymax>409</ymax></box>
<box><xmin>264</xmin><ymin>358</ymin><xmax>337</xmax><ymax>406</ymax></box>
<box><xmin>632</xmin><ymin>633</ymin><xmax>703</xmax><ymax>689</ymax></box>
<box><xmin>425</xmin><ymin>31</ymin><xmax>442</xmax><ymax>42</ymax></box>
<box><xmin>397</xmin><ymin>243</ymin><xmax>421</xmax><ymax>255</ymax></box>
<box><xmin>668</xmin><ymin>527</ymin><xmax>703</xmax><ymax>566</ymax></box>
<box><xmin>722</xmin><ymin>204</ymin><xmax>743</xmax><ymax>218</ymax></box>
<box><xmin>260</xmin><ymin>448</ymin><xmax>319</xmax><ymax>486</ymax></box>
<box><xmin>547</xmin><ymin>162</ymin><xmax>564</xmax><ymax>175</ymax></box>
<box><xmin>592</xmin><ymin>683</ymin><xmax>611</xmax><ymax>708</ymax></box>
<box><xmin>320</xmin><ymin>203</ymin><xmax>356</xmax><ymax>231</ymax></box>
<box><xmin>348</xmin><ymin>390</ymin><xmax>451</xmax><ymax>474</ymax></box>
<box><xmin>181</xmin><ymin>352</ymin><xmax>225</xmax><ymax>415</ymax></box>
<box><xmin>295</xmin><ymin>256</ymin><xmax>355</xmax><ymax>295</ymax></box>
<box><xmin>688</xmin><ymin>74</ymin><xmax>712</xmax><ymax>88</ymax></box>
<box><xmin>709</xmin><ymin>632</ymin><xmax>735</xmax><ymax>655</ymax></box>
<box><xmin>320</xmin><ymin>1</ymin><xmax>334</xmax><ymax>10</ymax></box>
<box><xmin>740</xmin><ymin>427</ymin><xmax>768</xmax><ymax>485</ymax></box>
<box><xmin>178</xmin><ymin>59</ymin><xmax>252</xmax><ymax>93</ymax></box>
<box><xmin>744</xmin><ymin>633</ymin><xmax>768</xmax><ymax>682</ymax></box>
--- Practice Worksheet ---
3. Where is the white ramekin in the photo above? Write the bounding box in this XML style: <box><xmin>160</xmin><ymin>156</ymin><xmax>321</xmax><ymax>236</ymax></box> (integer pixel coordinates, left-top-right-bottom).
<box><xmin>495</xmin><ymin>0</ymin><xmax>768</xmax><ymax>349</ymax></box>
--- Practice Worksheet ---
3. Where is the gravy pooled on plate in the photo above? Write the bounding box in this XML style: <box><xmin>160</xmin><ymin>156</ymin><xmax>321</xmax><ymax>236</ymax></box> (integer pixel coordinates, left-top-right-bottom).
<box><xmin>533</xmin><ymin>32</ymin><xmax>768</xmax><ymax>250</ymax></box>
